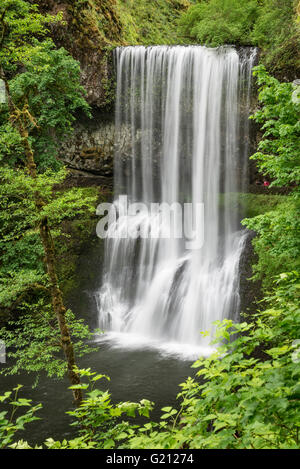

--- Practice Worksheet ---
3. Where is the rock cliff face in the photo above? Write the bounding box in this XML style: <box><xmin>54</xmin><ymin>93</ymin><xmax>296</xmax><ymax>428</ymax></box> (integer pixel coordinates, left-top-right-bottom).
<box><xmin>60</xmin><ymin>112</ymin><xmax>115</xmax><ymax>177</ymax></box>
<box><xmin>59</xmin><ymin>111</ymin><xmax>133</xmax><ymax>182</ymax></box>
<box><xmin>35</xmin><ymin>0</ymin><xmax>190</xmax><ymax>178</ymax></box>
<box><xmin>36</xmin><ymin>1</ymin><xmax>118</xmax><ymax>176</ymax></box>
<box><xmin>36</xmin><ymin>0</ymin><xmax>190</xmax><ymax>109</ymax></box>
<box><xmin>36</xmin><ymin>0</ymin><xmax>120</xmax><ymax>109</ymax></box>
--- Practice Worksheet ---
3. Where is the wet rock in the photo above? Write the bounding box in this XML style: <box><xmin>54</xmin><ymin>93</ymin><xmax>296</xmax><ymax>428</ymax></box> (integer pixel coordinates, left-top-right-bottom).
<box><xmin>59</xmin><ymin>111</ymin><xmax>131</xmax><ymax>179</ymax></box>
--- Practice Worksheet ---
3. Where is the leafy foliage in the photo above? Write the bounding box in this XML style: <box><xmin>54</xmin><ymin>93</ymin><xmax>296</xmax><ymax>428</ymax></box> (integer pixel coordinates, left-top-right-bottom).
<box><xmin>124</xmin><ymin>273</ymin><xmax>300</xmax><ymax>449</ymax></box>
<box><xmin>243</xmin><ymin>200</ymin><xmax>300</xmax><ymax>288</ymax></box>
<box><xmin>0</xmin><ymin>0</ymin><xmax>299</xmax><ymax>452</ymax></box>
<box><xmin>0</xmin><ymin>1</ymin><xmax>89</xmax><ymax>170</ymax></box>
<box><xmin>116</xmin><ymin>0</ymin><xmax>190</xmax><ymax>45</ymax></box>
<box><xmin>0</xmin><ymin>166</ymin><xmax>97</xmax><ymax>307</ymax></box>
<box><xmin>0</xmin><ymin>385</ymin><xmax>42</xmax><ymax>449</ymax></box>
<box><xmin>0</xmin><ymin>370</ymin><xmax>154</xmax><ymax>449</ymax></box>
<box><xmin>2</xmin><ymin>274</ymin><xmax>299</xmax><ymax>449</ymax></box>
<box><xmin>0</xmin><ymin>165</ymin><xmax>99</xmax><ymax>378</ymax></box>
<box><xmin>0</xmin><ymin>1</ymin><xmax>99</xmax><ymax>389</ymax></box>
<box><xmin>250</xmin><ymin>65</ymin><xmax>300</xmax><ymax>188</ymax></box>
<box><xmin>0</xmin><ymin>0</ymin><xmax>60</xmax><ymax>72</ymax></box>
<box><xmin>250</xmin><ymin>0</ymin><xmax>300</xmax><ymax>76</ymax></box>
<box><xmin>180</xmin><ymin>0</ymin><xmax>258</xmax><ymax>46</ymax></box>
<box><xmin>179</xmin><ymin>0</ymin><xmax>300</xmax><ymax>77</ymax></box>
<box><xmin>0</xmin><ymin>46</ymin><xmax>90</xmax><ymax>170</ymax></box>
<box><xmin>66</xmin><ymin>368</ymin><xmax>153</xmax><ymax>449</ymax></box>
<box><xmin>0</xmin><ymin>309</ymin><xmax>96</xmax><ymax>380</ymax></box>
<box><xmin>242</xmin><ymin>67</ymin><xmax>300</xmax><ymax>288</ymax></box>
<box><xmin>5</xmin><ymin>42</ymin><xmax>90</xmax><ymax>170</ymax></box>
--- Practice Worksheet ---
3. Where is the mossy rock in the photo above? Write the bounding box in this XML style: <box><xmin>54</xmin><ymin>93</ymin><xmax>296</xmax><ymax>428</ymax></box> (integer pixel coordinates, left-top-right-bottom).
<box><xmin>219</xmin><ymin>192</ymin><xmax>287</xmax><ymax>219</ymax></box>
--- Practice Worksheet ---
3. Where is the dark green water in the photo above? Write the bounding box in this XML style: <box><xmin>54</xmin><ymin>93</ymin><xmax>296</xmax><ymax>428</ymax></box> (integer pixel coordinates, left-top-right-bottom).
<box><xmin>0</xmin><ymin>342</ymin><xmax>195</xmax><ymax>444</ymax></box>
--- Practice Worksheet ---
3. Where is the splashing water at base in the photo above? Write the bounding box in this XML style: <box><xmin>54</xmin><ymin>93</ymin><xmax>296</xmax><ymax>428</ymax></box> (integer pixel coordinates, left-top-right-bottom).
<box><xmin>95</xmin><ymin>45</ymin><xmax>256</xmax><ymax>356</ymax></box>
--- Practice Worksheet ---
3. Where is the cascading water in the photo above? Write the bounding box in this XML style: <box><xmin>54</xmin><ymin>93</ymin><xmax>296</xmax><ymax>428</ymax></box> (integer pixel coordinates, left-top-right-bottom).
<box><xmin>96</xmin><ymin>45</ymin><xmax>256</xmax><ymax>356</ymax></box>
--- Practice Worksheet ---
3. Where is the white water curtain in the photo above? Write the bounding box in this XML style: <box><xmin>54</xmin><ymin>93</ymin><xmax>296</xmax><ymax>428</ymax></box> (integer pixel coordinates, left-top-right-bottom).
<box><xmin>96</xmin><ymin>46</ymin><xmax>256</xmax><ymax>353</ymax></box>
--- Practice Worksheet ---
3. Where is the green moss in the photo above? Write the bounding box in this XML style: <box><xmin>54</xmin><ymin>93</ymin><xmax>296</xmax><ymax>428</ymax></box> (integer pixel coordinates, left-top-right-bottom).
<box><xmin>116</xmin><ymin>0</ymin><xmax>190</xmax><ymax>45</ymax></box>
<box><xmin>65</xmin><ymin>0</ymin><xmax>190</xmax><ymax>50</ymax></box>
<box><xmin>242</xmin><ymin>197</ymin><xmax>300</xmax><ymax>289</ymax></box>
<box><xmin>179</xmin><ymin>0</ymin><xmax>300</xmax><ymax>79</ymax></box>
<box><xmin>238</xmin><ymin>193</ymin><xmax>287</xmax><ymax>218</ymax></box>
<box><xmin>220</xmin><ymin>192</ymin><xmax>287</xmax><ymax>219</ymax></box>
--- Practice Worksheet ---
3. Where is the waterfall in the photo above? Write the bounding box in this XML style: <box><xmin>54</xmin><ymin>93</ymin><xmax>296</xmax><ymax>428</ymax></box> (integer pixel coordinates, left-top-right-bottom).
<box><xmin>96</xmin><ymin>45</ymin><xmax>256</xmax><ymax>355</ymax></box>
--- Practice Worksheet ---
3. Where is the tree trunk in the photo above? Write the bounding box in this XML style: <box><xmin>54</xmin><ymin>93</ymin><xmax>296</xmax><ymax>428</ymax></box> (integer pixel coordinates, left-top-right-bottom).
<box><xmin>0</xmin><ymin>67</ymin><xmax>82</xmax><ymax>406</ymax></box>
<box><xmin>39</xmin><ymin>216</ymin><xmax>82</xmax><ymax>406</ymax></box>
